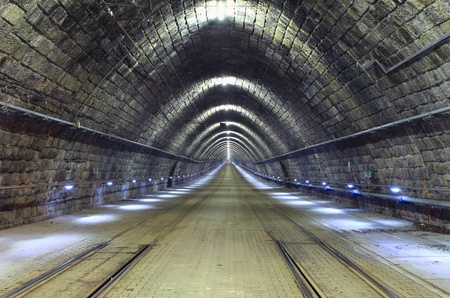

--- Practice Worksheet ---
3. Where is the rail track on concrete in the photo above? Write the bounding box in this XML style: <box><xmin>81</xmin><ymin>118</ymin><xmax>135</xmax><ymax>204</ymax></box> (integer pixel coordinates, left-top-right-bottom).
<box><xmin>2</xmin><ymin>190</ymin><xmax>210</xmax><ymax>298</ymax></box>
<box><xmin>236</xmin><ymin>167</ymin><xmax>450</xmax><ymax>298</ymax></box>
<box><xmin>239</xmin><ymin>184</ymin><xmax>401</xmax><ymax>298</ymax></box>
<box><xmin>4</xmin><ymin>166</ymin><xmax>444</xmax><ymax>297</ymax></box>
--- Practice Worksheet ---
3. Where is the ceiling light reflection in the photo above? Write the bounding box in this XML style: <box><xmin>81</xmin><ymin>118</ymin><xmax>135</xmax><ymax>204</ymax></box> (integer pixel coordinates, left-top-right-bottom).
<box><xmin>167</xmin><ymin>191</ymin><xmax>189</xmax><ymax>195</ymax></box>
<box><xmin>139</xmin><ymin>198</ymin><xmax>162</xmax><ymax>203</ymax></box>
<box><xmin>76</xmin><ymin>214</ymin><xmax>117</xmax><ymax>224</ymax></box>
<box><xmin>272</xmin><ymin>195</ymin><xmax>298</xmax><ymax>200</ymax></box>
<box><xmin>119</xmin><ymin>204</ymin><xmax>153</xmax><ymax>210</ymax></box>
<box><xmin>325</xmin><ymin>219</ymin><xmax>373</xmax><ymax>230</ymax></box>
<box><xmin>313</xmin><ymin>207</ymin><xmax>344</xmax><ymax>214</ymax></box>
<box><xmin>14</xmin><ymin>235</ymin><xmax>86</xmax><ymax>257</ymax></box>
<box><xmin>158</xmin><ymin>194</ymin><xmax>179</xmax><ymax>198</ymax></box>
<box><xmin>288</xmin><ymin>200</ymin><xmax>315</xmax><ymax>206</ymax></box>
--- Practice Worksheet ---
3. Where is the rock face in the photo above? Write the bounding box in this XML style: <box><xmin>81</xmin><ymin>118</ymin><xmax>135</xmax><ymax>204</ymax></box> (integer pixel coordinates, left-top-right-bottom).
<box><xmin>0</xmin><ymin>0</ymin><xmax>449</xmax><ymax>228</ymax></box>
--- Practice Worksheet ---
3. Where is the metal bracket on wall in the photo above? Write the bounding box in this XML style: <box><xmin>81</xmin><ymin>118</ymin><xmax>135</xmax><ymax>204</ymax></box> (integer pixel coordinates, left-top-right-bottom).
<box><xmin>363</xmin><ymin>31</ymin><xmax>450</xmax><ymax>74</ymax></box>
<box><xmin>0</xmin><ymin>101</ymin><xmax>208</xmax><ymax>164</ymax></box>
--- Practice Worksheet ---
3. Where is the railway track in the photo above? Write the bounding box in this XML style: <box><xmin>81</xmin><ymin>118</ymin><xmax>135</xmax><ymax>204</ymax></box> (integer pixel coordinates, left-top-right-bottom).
<box><xmin>236</xmin><ymin>167</ymin><xmax>449</xmax><ymax>298</ymax></box>
<box><xmin>240</xmin><ymin>181</ymin><xmax>401</xmax><ymax>298</ymax></box>
<box><xmin>2</xmin><ymin>191</ymin><xmax>210</xmax><ymax>298</ymax></box>
<box><xmin>3</xmin><ymin>166</ymin><xmax>444</xmax><ymax>297</ymax></box>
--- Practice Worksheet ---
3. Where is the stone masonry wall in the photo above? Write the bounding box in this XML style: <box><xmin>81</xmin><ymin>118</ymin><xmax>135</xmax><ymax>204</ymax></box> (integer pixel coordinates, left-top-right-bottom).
<box><xmin>248</xmin><ymin>114</ymin><xmax>450</xmax><ymax>223</ymax></box>
<box><xmin>0</xmin><ymin>112</ymin><xmax>208</xmax><ymax>229</ymax></box>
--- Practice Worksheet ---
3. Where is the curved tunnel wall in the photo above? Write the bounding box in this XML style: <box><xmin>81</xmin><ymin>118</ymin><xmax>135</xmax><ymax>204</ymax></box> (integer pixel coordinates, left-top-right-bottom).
<box><xmin>0</xmin><ymin>111</ymin><xmax>217</xmax><ymax>227</ymax></box>
<box><xmin>0</xmin><ymin>0</ymin><xmax>449</xmax><ymax>228</ymax></box>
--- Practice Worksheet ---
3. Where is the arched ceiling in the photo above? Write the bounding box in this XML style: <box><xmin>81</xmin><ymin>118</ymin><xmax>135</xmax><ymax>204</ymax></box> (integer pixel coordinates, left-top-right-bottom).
<box><xmin>1</xmin><ymin>0</ymin><xmax>448</xmax><ymax>163</ymax></box>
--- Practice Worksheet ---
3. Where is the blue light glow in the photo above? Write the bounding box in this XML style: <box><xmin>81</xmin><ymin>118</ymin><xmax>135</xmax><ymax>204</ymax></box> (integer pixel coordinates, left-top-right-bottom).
<box><xmin>390</xmin><ymin>187</ymin><xmax>402</xmax><ymax>193</ymax></box>
<box><xmin>119</xmin><ymin>204</ymin><xmax>152</xmax><ymax>210</ymax></box>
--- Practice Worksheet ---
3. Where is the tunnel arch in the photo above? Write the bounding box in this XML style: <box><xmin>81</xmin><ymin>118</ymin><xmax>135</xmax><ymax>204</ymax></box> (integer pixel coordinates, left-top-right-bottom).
<box><xmin>205</xmin><ymin>140</ymin><xmax>254</xmax><ymax>162</ymax></box>
<box><xmin>0</xmin><ymin>0</ymin><xmax>449</xmax><ymax>228</ymax></box>
<box><xmin>186</xmin><ymin>123</ymin><xmax>274</xmax><ymax>160</ymax></box>
<box><xmin>201</xmin><ymin>136</ymin><xmax>260</xmax><ymax>162</ymax></box>
<box><xmin>169</xmin><ymin>103</ymin><xmax>291</xmax><ymax>157</ymax></box>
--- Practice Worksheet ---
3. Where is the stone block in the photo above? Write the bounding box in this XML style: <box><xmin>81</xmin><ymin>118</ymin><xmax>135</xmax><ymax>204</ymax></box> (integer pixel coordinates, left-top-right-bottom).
<box><xmin>1</xmin><ymin>3</ymin><xmax>25</xmax><ymax>26</ymax></box>
<box><xmin>0</xmin><ymin>31</ymin><xmax>21</xmax><ymax>54</ymax></box>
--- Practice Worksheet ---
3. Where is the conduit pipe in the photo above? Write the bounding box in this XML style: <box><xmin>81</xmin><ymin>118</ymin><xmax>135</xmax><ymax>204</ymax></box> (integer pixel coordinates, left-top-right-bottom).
<box><xmin>243</xmin><ymin>167</ymin><xmax>450</xmax><ymax>210</ymax></box>
<box><xmin>363</xmin><ymin>31</ymin><xmax>450</xmax><ymax>74</ymax></box>
<box><xmin>0</xmin><ymin>167</ymin><xmax>217</xmax><ymax>191</ymax></box>
<box><xmin>300</xmin><ymin>183</ymin><xmax>450</xmax><ymax>210</ymax></box>
<box><xmin>0</xmin><ymin>101</ymin><xmax>208</xmax><ymax>164</ymax></box>
<box><xmin>254</xmin><ymin>105</ymin><xmax>450</xmax><ymax>164</ymax></box>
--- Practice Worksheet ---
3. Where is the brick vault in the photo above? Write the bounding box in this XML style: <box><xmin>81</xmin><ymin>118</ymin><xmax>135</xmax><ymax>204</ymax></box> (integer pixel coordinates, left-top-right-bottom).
<box><xmin>0</xmin><ymin>0</ymin><xmax>449</xmax><ymax>228</ymax></box>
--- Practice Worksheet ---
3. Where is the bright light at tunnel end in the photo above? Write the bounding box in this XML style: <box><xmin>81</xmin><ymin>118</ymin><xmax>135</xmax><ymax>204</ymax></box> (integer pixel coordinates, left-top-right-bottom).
<box><xmin>207</xmin><ymin>1</ymin><xmax>234</xmax><ymax>21</ymax></box>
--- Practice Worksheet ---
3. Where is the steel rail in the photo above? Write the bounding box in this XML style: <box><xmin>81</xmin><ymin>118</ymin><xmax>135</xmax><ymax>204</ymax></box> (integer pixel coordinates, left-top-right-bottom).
<box><xmin>238</xmin><ymin>167</ymin><xmax>399</xmax><ymax>298</ymax></box>
<box><xmin>275</xmin><ymin>240</ymin><xmax>322</xmax><ymax>298</ymax></box>
<box><xmin>89</xmin><ymin>192</ymin><xmax>207</xmax><ymax>297</ymax></box>
<box><xmin>270</xmin><ymin>204</ymin><xmax>401</xmax><ymax>298</ymax></box>
<box><xmin>242</xmin><ymin>194</ymin><xmax>322</xmax><ymax>298</ymax></box>
<box><xmin>1</xmin><ymin>192</ymin><xmax>199</xmax><ymax>298</ymax></box>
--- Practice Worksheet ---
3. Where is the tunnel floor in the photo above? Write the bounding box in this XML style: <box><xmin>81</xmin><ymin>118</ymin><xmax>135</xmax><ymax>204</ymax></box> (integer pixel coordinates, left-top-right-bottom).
<box><xmin>1</xmin><ymin>165</ymin><xmax>450</xmax><ymax>297</ymax></box>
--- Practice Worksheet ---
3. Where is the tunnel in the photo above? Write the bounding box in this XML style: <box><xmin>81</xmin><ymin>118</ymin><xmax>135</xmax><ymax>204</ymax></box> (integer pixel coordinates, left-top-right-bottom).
<box><xmin>0</xmin><ymin>1</ymin><xmax>449</xmax><ymax>228</ymax></box>
<box><xmin>1</xmin><ymin>1</ymin><xmax>450</xmax><ymax>296</ymax></box>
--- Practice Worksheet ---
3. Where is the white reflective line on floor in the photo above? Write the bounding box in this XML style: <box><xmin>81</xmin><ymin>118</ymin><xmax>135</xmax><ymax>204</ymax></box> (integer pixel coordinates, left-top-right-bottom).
<box><xmin>235</xmin><ymin>164</ymin><xmax>450</xmax><ymax>293</ymax></box>
<box><xmin>0</xmin><ymin>169</ymin><xmax>220</xmax><ymax>294</ymax></box>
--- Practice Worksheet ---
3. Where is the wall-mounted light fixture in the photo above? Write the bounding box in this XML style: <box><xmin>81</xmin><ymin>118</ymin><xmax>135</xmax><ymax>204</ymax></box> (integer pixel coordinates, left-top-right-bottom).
<box><xmin>64</xmin><ymin>184</ymin><xmax>74</xmax><ymax>190</ymax></box>
<box><xmin>390</xmin><ymin>187</ymin><xmax>402</xmax><ymax>194</ymax></box>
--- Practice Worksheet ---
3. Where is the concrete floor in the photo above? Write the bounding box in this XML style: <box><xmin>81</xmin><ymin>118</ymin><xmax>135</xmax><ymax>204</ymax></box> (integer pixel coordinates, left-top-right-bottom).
<box><xmin>1</xmin><ymin>164</ymin><xmax>450</xmax><ymax>297</ymax></box>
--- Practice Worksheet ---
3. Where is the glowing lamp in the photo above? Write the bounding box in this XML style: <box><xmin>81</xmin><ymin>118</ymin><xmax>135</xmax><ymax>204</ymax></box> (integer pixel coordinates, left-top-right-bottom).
<box><xmin>390</xmin><ymin>187</ymin><xmax>402</xmax><ymax>193</ymax></box>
